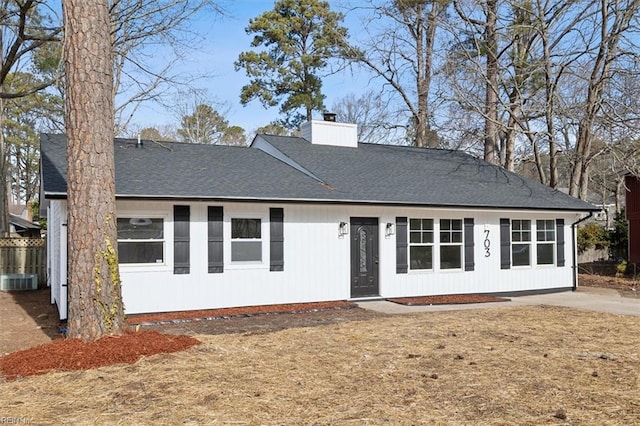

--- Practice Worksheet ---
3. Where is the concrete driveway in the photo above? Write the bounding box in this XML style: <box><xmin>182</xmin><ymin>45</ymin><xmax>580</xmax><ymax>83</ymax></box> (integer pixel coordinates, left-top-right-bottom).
<box><xmin>358</xmin><ymin>287</ymin><xmax>640</xmax><ymax>317</ymax></box>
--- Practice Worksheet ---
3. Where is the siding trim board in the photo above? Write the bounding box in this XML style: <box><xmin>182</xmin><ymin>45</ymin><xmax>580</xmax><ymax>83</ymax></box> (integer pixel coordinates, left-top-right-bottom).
<box><xmin>207</xmin><ymin>206</ymin><xmax>224</xmax><ymax>273</ymax></box>
<box><xmin>106</xmin><ymin>195</ymin><xmax>597</xmax><ymax>212</ymax></box>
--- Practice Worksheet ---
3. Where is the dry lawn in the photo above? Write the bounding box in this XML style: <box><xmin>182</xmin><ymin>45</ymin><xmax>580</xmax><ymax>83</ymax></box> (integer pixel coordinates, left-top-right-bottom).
<box><xmin>1</xmin><ymin>305</ymin><xmax>639</xmax><ymax>425</ymax></box>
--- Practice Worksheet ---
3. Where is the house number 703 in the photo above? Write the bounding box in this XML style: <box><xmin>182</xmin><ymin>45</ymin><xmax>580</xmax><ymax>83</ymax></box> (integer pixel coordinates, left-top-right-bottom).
<box><xmin>484</xmin><ymin>230</ymin><xmax>491</xmax><ymax>257</ymax></box>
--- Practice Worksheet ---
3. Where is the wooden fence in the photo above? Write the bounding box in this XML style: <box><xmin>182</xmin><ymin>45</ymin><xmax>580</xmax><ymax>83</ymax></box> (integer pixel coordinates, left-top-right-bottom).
<box><xmin>0</xmin><ymin>238</ymin><xmax>46</xmax><ymax>287</ymax></box>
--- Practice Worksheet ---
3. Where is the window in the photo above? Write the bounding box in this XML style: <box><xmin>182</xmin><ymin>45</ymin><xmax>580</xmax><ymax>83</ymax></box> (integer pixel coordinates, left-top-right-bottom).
<box><xmin>117</xmin><ymin>218</ymin><xmax>164</xmax><ymax>264</ymax></box>
<box><xmin>511</xmin><ymin>220</ymin><xmax>531</xmax><ymax>266</ymax></box>
<box><xmin>536</xmin><ymin>220</ymin><xmax>555</xmax><ymax>265</ymax></box>
<box><xmin>440</xmin><ymin>219</ymin><xmax>463</xmax><ymax>269</ymax></box>
<box><xmin>409</xmin><ymin>219</ymin><xmax>433</xmax><ymax>270</ymax></box>
<box><xmin>231</xmin><ymin>218</ymin><xmax>262</xmax><ymax>262</ymax></box>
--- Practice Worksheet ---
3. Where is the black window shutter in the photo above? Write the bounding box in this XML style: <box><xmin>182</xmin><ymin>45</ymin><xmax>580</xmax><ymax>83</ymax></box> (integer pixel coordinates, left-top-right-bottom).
<box><xmin>270</xmin><ymin>208</ymin><xmax>284</xmax><ymax>271</ymax></box>
<box><xmin>464</xmin><ymin>218</ymin><xmax>475</xmax><ymax>271</ymax></box>
<box><xmin>208</xmin><ymin>206</ymin><xmax>223</xmax><ymax>273</ymax></box>
<box><xmin>173</xmin><ymin>205</ymin><xmax>190</xmax><ymax>274</ymax></box>
<box><xmin>396</xmin><ymin>217</ymin><xmax>408</xmax><ymax>274</ymax></box>
<box><xmin>500</xmin><ymin>218</ymin><xmax>511</xmax><ymax>270</ymax></box>
<box><xmin>556</xmin><ymin>219</ymin><xmax>565</xmax><ymax>267</ymax></box>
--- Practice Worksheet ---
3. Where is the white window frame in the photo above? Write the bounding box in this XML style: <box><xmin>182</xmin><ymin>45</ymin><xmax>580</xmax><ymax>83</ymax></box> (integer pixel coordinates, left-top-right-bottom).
<box><xmin>439</xmin><ymin>218</ymin><xmax>463</xmax><ymax>270</ymax></box>
<box><xmin>230</xmin><ymin>217</ymin><xmax>264</xmax><ymax>263</ymax></box>
<box><xmin>116</xmin><ymin>217</ymin><xmax>166</xmax><ymax>266</ymax></box>
<box><xmin>511</xmin><ymin>219</ymin><xmax>531</xmax><ymax>267</ymax></box>
<box><xmin>409</xmin><ymin>218</ymin><xmax>434</xmax><ymax>271</ymax></box>
<box><xmin>536</xmin><ymin>219</ymin><xmax>556</xmax><ymax>265</ymax></box>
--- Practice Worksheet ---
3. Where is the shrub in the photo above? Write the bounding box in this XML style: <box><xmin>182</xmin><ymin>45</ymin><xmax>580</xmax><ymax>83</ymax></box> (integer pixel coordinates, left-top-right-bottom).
<box><xmin>577</xmin><ymin>222</ymin><xmax>609</xmax><ymax>254</ymax></box>
<box><xmin>616</xmin><ymin>259</ymin><xmax>627</xmax><ymax>277</ymax></box>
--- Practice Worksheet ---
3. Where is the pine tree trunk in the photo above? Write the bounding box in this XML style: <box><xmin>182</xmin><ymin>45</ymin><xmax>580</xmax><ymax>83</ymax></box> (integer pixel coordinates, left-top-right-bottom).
<box><xmin>0</xmin><ymin>106</ymin><xmax>8</xmax><ymax>237</ymax></box>
<box><xmin>63</xmin><ymin>0</ymin><xmax>124</xmax><ymax>341</ymax></box>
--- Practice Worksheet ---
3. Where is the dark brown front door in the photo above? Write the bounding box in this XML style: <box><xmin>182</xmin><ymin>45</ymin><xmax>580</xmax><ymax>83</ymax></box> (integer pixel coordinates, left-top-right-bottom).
<box><xmin>350</xmin><ymin>217</ymin><xmax>379</xmax><ymax>298</ymax></box>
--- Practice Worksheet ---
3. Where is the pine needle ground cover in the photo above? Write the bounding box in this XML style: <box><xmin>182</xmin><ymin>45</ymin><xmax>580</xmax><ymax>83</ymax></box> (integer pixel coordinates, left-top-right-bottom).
<box><xmin>1</xmin><ymin>306</ymin><xmax>638</xmax><ymax>424</ymax></box>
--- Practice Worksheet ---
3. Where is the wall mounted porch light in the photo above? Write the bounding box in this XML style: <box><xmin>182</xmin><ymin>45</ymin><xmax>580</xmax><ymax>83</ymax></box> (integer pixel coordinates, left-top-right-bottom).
<box><xmin>385</xmin><ymin>222</ymin><xmax>396</xmax><ymax>237</ymax></box>
<box><xmin>339</xmin><ymin>221</ymin><xmax>349</xmax><ymax>236</ymax></box>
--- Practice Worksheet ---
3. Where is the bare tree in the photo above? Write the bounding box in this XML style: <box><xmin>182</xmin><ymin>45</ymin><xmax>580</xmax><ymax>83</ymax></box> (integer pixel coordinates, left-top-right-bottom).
<box><xmin>0</xmin><ymin>0</ymin><xmax>61</xmax><ymax>236</ymax></box>
<box><xmin>452</xmin><ymin>0</ymin><xmax>501</xmax><ymax>164</ymax></box>
<box><xmin>0</xmin><ymin>1</ymin><xmax>61</xmax><ymax>99</ymax></box>
<box><xmin>64</xmin><ymin>0</ymin><xmax>124</xmax><ymax>340</ymax></box>
<box><xmin>568</xmin><ymin>0</ymin><xmax>640</xmax><ymax>199</ymax></box>
<box><xmin>331</xmin><ymin>91</ymin><xmax>403</xmax><ymax>144</ymax></box>
<box><xmin>346</xmin><ymin>0</ymin><xmax>449</xmax><ymax>148</ymax></box>
<box><xmin>109</xmin><ymin>0</ymin><xmax>224</xmax><ymax>134</ymax></box>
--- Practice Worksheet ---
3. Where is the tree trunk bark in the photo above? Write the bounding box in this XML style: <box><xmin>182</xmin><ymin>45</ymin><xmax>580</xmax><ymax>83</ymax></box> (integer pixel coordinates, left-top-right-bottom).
<box><xmin>483</xmin><ymin>0</ymin><xmax>498</xmax><ymax>165</ymax></box>
<box><xmin>63</xmin><ymin>0</ymin><xmax>124</xmax><ymax>341</ymax></box>
<box><xmin>569</xmin><ymin>121</ymin><xmax>592</xmax><ymax>198</ymax></box>
<box><xmin>0</xmin><ymin>95</ymin><xmax>9</xmax><ymax>237</ymax></box>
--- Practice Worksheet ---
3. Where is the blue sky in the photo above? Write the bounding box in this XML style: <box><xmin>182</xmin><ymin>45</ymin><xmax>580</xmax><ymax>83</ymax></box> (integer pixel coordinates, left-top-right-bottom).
<box><xmin>131</xmin><ymin>0</ymin><xmax>369</xmax><ymax>134</ymax></box>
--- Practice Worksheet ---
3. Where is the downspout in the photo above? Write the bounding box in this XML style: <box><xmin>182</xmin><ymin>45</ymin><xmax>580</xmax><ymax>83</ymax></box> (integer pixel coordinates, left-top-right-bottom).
<box><xmin>571</xmin><ymin>212</ymin><xmax>593</xmax><ymax>291</ymax></box>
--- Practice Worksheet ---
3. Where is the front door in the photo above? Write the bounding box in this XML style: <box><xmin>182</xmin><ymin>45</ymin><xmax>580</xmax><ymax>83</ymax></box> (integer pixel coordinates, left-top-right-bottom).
<box><xmin>350</xmin><ymin>217</ymin><xmax>379</xmax><ymax>298</ymax></box>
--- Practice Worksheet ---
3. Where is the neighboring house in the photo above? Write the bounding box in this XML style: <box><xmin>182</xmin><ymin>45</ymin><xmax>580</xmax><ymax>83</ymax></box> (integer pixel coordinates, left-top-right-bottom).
<box><xmin>625</xmin><ymin>175</ymin><xmax>640</xmax><ymax>263</ymax></box>
<box><xmin>592</xmin><ymin>204</ymin><xmax>616</xmax><ymax>230</ymax></box>
<box><xmin>8</xmin><ymin>213</ymin><xmax>41</xmax><ymax>238</ymax></box>
<box><xmin>7</xmin><ymin>204</ymin><xmax>40</xmax><ymax>238</ymax></box>
<box><xmin>40</xmin><ymin>119</ymin><xmax>597</xmax><ymax>321</ymax></box>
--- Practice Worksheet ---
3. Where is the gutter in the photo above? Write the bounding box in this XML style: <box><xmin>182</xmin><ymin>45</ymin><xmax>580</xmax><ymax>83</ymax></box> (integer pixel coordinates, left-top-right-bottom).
<box><xmin>571</xmin><ymin>212</ymin><xmax>594</xmax><ymax>291</ymax></box>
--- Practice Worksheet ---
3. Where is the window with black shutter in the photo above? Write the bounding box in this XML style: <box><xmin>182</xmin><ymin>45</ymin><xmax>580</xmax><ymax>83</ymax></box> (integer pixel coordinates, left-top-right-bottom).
<box><xmin>208</xmin><ymin>206</ymin><xmax>223</xmax><ymax>273</ymax></box>
<box><xmin>173</xmin><ymin>205</ymin><xmax>190</xmax><ymax>274</ymax></box>
<box><xmin>396</xmin><ymin>217</ymin><xmax>408</xmax><ymax>273</ymax></box>
<box><xmin>464</xmin><ymin>218</ymin><xmax>474</xmax><ymax>271</ymax></box>
<box><xmin>270</xmin><ymin>208</ymin><xmax>284</xmax><ymax>271</ymax></box>
<box><xmin>500</xmin><ymin>218</ymin><xmax>511</xmax><ymax>269</ymax></box>
<box><xmin>556</xmin><ymin>219</ymin><xmax>565</xmax><ymax>267</ymax></box>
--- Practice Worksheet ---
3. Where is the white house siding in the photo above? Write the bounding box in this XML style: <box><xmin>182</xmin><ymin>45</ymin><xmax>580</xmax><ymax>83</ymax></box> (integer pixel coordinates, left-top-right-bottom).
<box><xmin>378</xmin><ymin>208</ymin><xmax>578</xmax><ymax>298</ymax></box>
<box><xmin>117</xmin><ymin>201</ymin><xmax>354</xmax><ymax>314</ymax></box>
<box><xmin>47</xmin><ymin>200</ymin><xmax>67</xmax><ymax>319</ymax></box>
<box><xmin>49</xmin><ymin>199</ymin><xmax>582</xmax><ymax>316</ymax></box>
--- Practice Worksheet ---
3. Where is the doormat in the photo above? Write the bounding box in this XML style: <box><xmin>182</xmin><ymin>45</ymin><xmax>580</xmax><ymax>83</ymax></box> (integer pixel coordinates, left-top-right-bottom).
<box><xmin>387</xmin><ymin>294</ymin><xmax>510</xmax><ymax>306</ymax></box>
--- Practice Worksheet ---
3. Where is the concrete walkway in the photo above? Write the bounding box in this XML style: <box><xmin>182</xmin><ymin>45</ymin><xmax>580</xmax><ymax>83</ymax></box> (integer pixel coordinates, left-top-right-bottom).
<box><xmin>357</xmin><ymin>287</ymin><xmax>640</xmax><ymax>317</ymax></box>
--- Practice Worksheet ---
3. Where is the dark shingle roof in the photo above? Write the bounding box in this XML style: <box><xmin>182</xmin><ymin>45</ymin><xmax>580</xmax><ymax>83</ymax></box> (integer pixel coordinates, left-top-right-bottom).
<box><xmin>41</xmin><ymin>133</ymin><xmax>596</xmax><ymax>211</ymax></box>
<box><xmin>257</xmin><ymin>134</ymin><xmax>596</xmax><ymax>211</ymax></box>
<box><xmin>40</xmin><ymin>134</ymin><xmax>337</xmax><ymax>201</ymax></box>
<box><xmin>9</xmin><ymin>213</ymin><xmax>40</xmax><ymax>230</ymax></box>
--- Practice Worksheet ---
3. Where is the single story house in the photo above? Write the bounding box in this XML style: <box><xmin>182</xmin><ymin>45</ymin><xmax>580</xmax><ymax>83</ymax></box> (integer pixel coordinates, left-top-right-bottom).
<box><xmin>8</xmin><ymin>213</ymin><xmax>41</xmax><ymax>238</ymax></box>
<box><xmin>40</xmin><ymin>119</ymin><xmax>597</xmax><ymax>320</ymax></box>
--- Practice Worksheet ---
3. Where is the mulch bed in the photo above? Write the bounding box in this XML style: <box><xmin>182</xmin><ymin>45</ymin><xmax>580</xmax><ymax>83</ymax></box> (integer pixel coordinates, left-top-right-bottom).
<box><xmin>0</xmin><ymin>301</ymin><xmax>361</xmax><ymax>381</ymax></box>
<box><xmin>388</xmin><ymin>294</ymin><xmax>510</xmax><ymax>306</ymax></box>
<box><xmin>0</xmin><ymin>330</ymin><xmax>199</xmax><ymax>381</ymax></box>
<box><xmin>125</xmin><ymin>300</ymin><xmax>358</xmax><ymax>325</ymax></box>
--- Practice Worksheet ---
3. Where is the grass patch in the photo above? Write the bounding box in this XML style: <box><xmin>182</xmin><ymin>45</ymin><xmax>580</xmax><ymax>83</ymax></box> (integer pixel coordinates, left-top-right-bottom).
<box><xmin>0</xmin><ymin>305</ymin><xmax>638</xmax><ymax>424</ymax></box>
